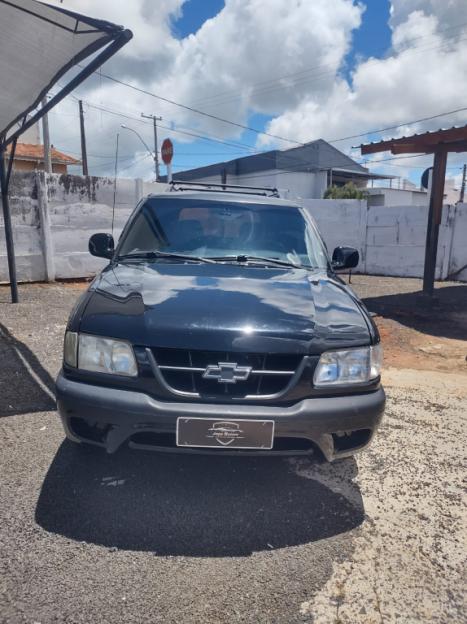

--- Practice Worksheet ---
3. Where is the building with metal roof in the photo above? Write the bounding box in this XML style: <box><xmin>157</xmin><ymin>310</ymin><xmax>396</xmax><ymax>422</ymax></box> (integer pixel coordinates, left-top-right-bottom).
<box><xmin>163</xmin><ymin>139</ymin><xmax>392</xmax><ymax>199</ymax></box>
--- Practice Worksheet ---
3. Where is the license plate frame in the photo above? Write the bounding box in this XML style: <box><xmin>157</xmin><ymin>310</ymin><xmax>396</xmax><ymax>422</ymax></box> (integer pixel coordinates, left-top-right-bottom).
<box><xmin>176</xmin><ymin>417</ymin><xmax>275</xmax><ymax>450</ymax></box>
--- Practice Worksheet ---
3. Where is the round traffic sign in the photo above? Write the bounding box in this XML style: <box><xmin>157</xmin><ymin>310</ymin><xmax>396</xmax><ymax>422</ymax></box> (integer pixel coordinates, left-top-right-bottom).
<box><xmin>161</xmin><ymin>138</ymin><xmax>174</xmax><ymax>165</ymax></box>
<box><xmin>421</xmin><ymin>167</ymin><xmax>433</xmax><ymax>190</ymax></box>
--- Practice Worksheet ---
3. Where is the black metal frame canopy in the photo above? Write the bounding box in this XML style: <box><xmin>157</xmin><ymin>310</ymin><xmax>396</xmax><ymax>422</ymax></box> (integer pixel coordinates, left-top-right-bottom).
<box><xmin>360</xmin><ymin>125</ymin><xmax>467</xmax><ymax>296</ymax></box>
<box><xmin>0</xmin><ymin>0</ymin><xmax>132</xmax><ymax>302</ymax></box>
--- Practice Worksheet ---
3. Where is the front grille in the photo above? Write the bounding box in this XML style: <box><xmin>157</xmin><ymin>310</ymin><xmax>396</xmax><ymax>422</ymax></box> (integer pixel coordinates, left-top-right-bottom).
<box><xmin>150</xmin><ymin>348</ymin><xmax>303</xmax><ymax>398</ymax></box>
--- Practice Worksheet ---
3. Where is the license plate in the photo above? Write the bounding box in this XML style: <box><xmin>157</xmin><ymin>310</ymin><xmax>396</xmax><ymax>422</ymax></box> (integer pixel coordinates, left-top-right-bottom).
<box><xmin>176</xmin><ymin>417</ymin><xmax>275</xmax><ymax>450</ymax></box>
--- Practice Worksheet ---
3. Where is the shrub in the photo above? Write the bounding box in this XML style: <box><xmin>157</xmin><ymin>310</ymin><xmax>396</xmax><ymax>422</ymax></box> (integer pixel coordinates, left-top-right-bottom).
<box><xmin>324</xmin><ymin>182</ymin><xmax>367</xmax><ymax>199</ymax></box>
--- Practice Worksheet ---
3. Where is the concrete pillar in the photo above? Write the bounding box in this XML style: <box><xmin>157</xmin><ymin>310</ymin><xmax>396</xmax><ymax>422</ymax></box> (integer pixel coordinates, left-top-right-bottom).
<box><xmin>135</xmin><ymin>178</ymin><xmax>144</xmax><ymax>203</ymax></box>
<box><xmin>358</xmin><ymin>199</ymin><xmax>369</xmax><ymax>273</ymax></box>
<box><xmin>36</xmin><ymin>171</ymin><xmax>55</xmax><ymax>282</ymax></box>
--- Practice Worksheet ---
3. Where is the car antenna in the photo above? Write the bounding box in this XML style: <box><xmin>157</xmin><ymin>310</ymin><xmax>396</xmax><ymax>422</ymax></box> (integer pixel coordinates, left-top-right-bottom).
<box><xmin>112</xmin><ymin>132</ymin><xmax>119</xmax><ymax>236</ymax></box>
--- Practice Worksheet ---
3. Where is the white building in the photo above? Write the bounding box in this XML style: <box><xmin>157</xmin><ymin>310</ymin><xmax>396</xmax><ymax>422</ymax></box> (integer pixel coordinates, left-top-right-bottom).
<box><xmin>367</xmin><ymin>176</ymin><xmax>462</xmax><ymax>206</ymax></box>
<box><xmin>366</xmin><ymin>187</ymin><xmax>428</xmax><ymax>206</ymax></box>
<box><xmin>167</xmin><ymin>139</ymin><xmax>391</xmax><ymax>199</ymax></box>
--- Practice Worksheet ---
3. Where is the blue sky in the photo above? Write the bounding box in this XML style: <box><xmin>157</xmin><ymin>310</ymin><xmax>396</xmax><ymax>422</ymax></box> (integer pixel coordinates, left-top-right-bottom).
<box><xmin>172</xmin><ymin>0</ymin><xmax>225</xmax><ymax>38</ymax></box>
<box><xmin>50</xmin><ymin>0</ymin><xmax>467</xmax><ymax>187</ymax></box>
<box><xmin>166</xmin><ymin>0</ymin><xmax>394</xmax><ymax>174</ymax></box>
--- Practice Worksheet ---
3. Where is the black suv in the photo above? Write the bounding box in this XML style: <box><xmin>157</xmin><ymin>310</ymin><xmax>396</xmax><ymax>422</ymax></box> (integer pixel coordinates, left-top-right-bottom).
<box><xmin>56</xmin><ymin>183</ymin><xmax>385</xmax><ymax>461</ymax></box>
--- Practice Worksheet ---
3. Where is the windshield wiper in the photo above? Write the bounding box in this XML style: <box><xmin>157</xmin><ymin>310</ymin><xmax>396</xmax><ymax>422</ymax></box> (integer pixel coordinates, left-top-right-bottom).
<box><xmin>116</xmin><ymin>251</ymin><xmax>215</xmax><ymax>264</ymax></box>
<box><xmin>209</xmin><ymin>254</ymin><xmax>314</xmax><ymax>270</ymax></box>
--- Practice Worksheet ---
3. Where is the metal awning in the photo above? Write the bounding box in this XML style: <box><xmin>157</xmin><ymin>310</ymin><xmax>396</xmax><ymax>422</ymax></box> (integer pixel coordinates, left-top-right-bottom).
<box><xmin>0</xmin><ymin>0</ymin><xmax>131</xmax><ymax>144</ymax></box>
<box><xmin>328</xmin><ymin>168</ymin><xmax>395</xmax><ymax>180</ymax></box>
<box><xmin>360</xmin><ymin>124</ymin><xmax>467</xmax><ymax>156</ymax></box>
<box><xmin>0</xmin><ymin>0</ymin><xmax>132</xmax><ymax>302</ymax></box>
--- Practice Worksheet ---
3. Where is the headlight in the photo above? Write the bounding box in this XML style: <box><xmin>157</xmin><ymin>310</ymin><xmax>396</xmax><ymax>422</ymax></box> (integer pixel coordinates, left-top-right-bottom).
<box><xmin>63</xmin><ymin>331</ymin><xmax>137</xmax><ymax>377</ymax></box>
<box><xmin>79</xmin><ymin>334</ymin><xmax>137</xmax><ymax>376</ymax></box>
<box><xmin>313</xmin><ymin>344</ymin><xmax>382</xmax><ymax>387</ymax></box>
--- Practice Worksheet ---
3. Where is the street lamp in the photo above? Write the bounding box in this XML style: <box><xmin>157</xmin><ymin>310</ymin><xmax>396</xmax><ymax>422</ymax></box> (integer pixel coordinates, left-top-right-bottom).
<box><xmin>120</xmin><ymin>124</ymin><xmax>156</xmax><ymax>175</ymax></box>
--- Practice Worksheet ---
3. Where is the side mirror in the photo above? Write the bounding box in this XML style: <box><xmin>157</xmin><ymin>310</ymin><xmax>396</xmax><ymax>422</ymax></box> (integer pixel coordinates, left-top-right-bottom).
<box><xmin>89</xmin><ymin>233</ymin><xmax>114</xmax><ymax>259</ymax></box>
<box><xmin>332</xmin><ymin>246</ymin><xmax>359</xmax><ymax>270</ymax></box>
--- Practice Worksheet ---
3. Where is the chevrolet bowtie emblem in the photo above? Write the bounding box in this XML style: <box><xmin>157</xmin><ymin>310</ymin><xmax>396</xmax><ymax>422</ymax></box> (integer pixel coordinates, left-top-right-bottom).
<box><xmin>203</xmin><ymin>362</ymin><xmax>252</xmax><ymax>384</ymax></box>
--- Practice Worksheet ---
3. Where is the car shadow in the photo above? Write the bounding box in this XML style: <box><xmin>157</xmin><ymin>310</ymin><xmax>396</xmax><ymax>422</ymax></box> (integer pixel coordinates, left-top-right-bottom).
<box><xmin>0</xmin><ymin>322</ymin><xmax>56</xmax><ymax>417</ymax></box>
<box><xmin>363</xmin><ymin>284</ymin><xmax>467</xmax><ymax>341</ymax></box>
<box><xmin>35</xmin><ymin>442</ymin><xmax>363</xmax><ymax>557</ymax></box>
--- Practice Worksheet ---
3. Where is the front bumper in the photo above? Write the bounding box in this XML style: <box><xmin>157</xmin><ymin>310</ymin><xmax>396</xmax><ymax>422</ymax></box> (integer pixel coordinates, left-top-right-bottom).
<box><xmin>56</xmin><ymin>372</ymin><xmax>385</xmax><ymax>461</ymax></box>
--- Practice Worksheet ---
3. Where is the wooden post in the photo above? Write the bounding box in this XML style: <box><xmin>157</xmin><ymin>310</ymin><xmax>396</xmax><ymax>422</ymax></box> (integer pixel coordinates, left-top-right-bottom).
<box><xmin>79</xmin><ymin>100</ymin><xmax>89</xmax><ymax>176</ymax></box>
<box><xmin>423</xmin><ymin>148</ymin><xmax>447</xmax><ymax>296</ymax></box>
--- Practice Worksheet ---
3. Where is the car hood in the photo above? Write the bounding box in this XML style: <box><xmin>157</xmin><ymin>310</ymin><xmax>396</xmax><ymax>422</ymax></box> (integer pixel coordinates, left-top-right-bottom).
<box><xmin>78</xmin><ymin>262</ymin><xmax>372</xmax><ymax>354</ymax></box>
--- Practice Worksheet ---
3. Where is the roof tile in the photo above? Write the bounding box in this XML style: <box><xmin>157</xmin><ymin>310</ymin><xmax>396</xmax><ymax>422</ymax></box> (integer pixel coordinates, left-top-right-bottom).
<box><xmin>6</xmin><ymin>142</ymin><xmax>80</xmax><ymax>165</ymax></box>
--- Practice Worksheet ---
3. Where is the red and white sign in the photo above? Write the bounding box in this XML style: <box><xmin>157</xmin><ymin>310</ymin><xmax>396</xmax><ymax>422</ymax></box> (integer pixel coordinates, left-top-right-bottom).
<box><xmin>161</xmin><ymin>138</ymin><xmax>174</xmax><ymax>165</ymax></box>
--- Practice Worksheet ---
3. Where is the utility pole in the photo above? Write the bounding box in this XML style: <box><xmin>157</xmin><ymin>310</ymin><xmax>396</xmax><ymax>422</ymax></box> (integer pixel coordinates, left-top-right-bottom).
<box><xmin>141</xmin><ymin>113</ymin><xmax>162</xmax><ymax>180</ymax></box>
<box><xmin>78</xmin><ymin>100</ymin><xmax>89</xmax><ymax>176</ymax></box>
<box><xmin>459</xmin><ymin>163</ymin><xmax>466</xmax><ymax>204</ymax></box>
<box><xmin>41</xmin><ymin>97</ymin><xmax>52</xmax><ymax>174</ymax></box>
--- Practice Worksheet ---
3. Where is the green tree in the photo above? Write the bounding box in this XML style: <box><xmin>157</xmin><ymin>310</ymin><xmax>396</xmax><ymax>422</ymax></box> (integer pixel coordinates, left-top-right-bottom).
<box><xmin>324</xmin><ymin>182</ymin><xmax>367</xmax><ymax>199</ymax></box>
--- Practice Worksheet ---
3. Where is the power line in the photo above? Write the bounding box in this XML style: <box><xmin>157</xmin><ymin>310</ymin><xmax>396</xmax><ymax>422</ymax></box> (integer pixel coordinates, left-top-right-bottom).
<box><xmin>64</xmin><ymin>71</ymin><xmax>467</xmax><ymax>162</ymax></box>
<box><xmin>82</xmin><ymin>100</ymin><xmax>329</xmax><ymax>175</ymax></box>
<box><xmin>81</xmin><ymin>94</ymin><xmax>467</xmax><ymax>154</ymax></box>
<box><xmin>54</xmin><ymin>87</ymin><xmax>467</xmax><ymax>181</ymax></box>
<box><xmin>80</xmin><ymin>68</ymin><xmax>304</xmax><ymax>146</ymax></box>
<box><xmin>192</xmin><ymin>29</ymin><xmax>467</xmax><ymax>109</ymax></box>
<box><xmin>192</xmin><ymin>21</ymin><xmax>467</xmax><ymax>106</ymax></box>
<box><xmin>84</xmin><ymin>100</ymin><xmax>259</xmax><ymax>152</ymax></box>
<box><xmin>334</xmin><ymin>105</ymin><xmax>467</xmax><ymax>144</ymax></box>
<box><xmin>82</xmin><ymin>68</ymin><xmax>467</xmax><ymax>151</ymax></box>
<box><xmin>80</xmin><ymin>29</ymin><xmax>467</xmax><ymax>149</ymax></box>
<box><xmin>75</xmin><ymin>97</ymin><xmax>467</xmax><ymax>182</ymax></box>
<box><xmin>118</xmin><ymin>153</ymin><xmax>152</xmax><ymax>173</ymax></box>
<box><xmin>360</xmin><ymin>153</ymin><xmax>465</xmax><ymax>167</ymax></box>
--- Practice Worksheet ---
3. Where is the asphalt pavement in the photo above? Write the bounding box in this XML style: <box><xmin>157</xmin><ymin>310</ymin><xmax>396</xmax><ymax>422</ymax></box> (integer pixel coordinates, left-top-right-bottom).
<box><xmin>0</xmin><ymin>281</ymin><xmax>465</xmax><ymax>623</ymax></box>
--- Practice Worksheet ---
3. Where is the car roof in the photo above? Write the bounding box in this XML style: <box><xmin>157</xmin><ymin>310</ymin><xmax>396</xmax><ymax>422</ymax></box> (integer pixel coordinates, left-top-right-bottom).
<box><xmin>145</xmin><ymin>190</ymin><xmax>302</xmax><ymax>208</ymax></box>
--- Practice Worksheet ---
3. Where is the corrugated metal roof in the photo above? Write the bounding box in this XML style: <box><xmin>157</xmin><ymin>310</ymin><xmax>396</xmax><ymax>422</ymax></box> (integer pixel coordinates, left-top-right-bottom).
<box><xmin>360</xmin><ymin>124</ymin><xmax>467</xmax><ymax>154</ymax></box>
<box><xmin>164</xmin><ymin>139</ymin><xmax>368</xmax><ymax>182</ymax></box>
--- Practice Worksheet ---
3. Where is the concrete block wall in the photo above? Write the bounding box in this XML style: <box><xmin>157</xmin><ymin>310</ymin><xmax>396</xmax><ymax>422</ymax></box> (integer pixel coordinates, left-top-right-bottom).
<box><xmin>0</xmin><ymin>172</ymin><xmax>167</xmax><ymax>283</ymax></box>
<box><xmin>301</xmin><ymin>199</ymin><xmax>467</xmax><ymax>281</ymax></box>
<box><xmin>0</xmin><ymin>172</ymin><xmax>45</xmax><ymax>282</ymax></box>
<box><xmin>447</xmin><ymin>203</ymin><xmax>467</xmax><ymax>282</ymax></box>
<box><xmin>301</xmin><ymin>199</ymin><xmax>367</xmax><ymax>271</ymax></box>
<box><xmin>1</xmin><ymin>172</ymin><xmax>466</xmax><ymax>283</ymax></box>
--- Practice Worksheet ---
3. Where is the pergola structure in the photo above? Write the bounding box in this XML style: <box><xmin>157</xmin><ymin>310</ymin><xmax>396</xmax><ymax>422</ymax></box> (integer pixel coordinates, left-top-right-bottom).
<box><xmin>0</xmin><ymin>0</ymin><xmax>132</xmax><ymax>303</ymax></box>
<box><xmin>360</xmin><ymin>125</ymin><xmax>467</xmax><ymax>296</ymax></box>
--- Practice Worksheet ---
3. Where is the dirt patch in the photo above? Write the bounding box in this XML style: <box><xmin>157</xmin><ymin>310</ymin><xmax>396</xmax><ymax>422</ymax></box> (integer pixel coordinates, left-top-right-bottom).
<box><xmin>375</xmin><ymin>315</ymin><xmax>467</xmax><ymax>374</ymax></box>
<box><xmin>348</xmin><ymin>274</ymin><xmax>467</xmax><ymax>376</ymax></box>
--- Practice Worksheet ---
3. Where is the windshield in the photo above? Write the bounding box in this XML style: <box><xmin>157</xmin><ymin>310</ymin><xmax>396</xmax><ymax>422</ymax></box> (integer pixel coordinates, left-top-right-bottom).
<box><xmin>117</xmin><ymin>198</ymin><xmax>329</xmax><ymax>269</ymax></box>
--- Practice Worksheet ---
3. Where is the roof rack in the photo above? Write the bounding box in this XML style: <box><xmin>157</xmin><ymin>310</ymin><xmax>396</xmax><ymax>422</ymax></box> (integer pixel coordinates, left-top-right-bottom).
<box><xmin>168</xmin><ymin>180</ymin><xmax>280</xmax><ymax>198</ymax></box>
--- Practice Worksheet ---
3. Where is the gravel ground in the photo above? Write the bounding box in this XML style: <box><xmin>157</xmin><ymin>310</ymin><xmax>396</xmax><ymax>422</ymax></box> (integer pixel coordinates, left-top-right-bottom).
<box><xmin>0</xmin><ymin>279</ymin><xmax>466</xmax><ymax>624</ymax></box>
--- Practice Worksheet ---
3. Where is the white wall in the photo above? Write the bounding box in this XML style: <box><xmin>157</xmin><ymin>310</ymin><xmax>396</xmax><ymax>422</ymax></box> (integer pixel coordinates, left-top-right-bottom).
<box><xmin>448</xmin><ymin>203</ymin><xmax>467</xmax><ymax>281</ymax></box>
<box><xmin>301</xmin><ymin>199</ymin><xmax>467</xmax><ymax>281</ymax></box>
<box><xmin>367</xmin><ymin>187</ymin><xmax>428</xmax><ymax>207</ymax></box>
<box><xmin>302</xmin><ymin>199</ymin><xmax>367</xmax><ymax>267</ymax></box>
<box><xmin>0</xmin><ymin>172</ymin><xmax>167</xmax><ymax>283</ymax></box>
<box><xmin>1</xmin><ymin>173</ymin><xmax>466</xmax><ymax>283</ymax></box>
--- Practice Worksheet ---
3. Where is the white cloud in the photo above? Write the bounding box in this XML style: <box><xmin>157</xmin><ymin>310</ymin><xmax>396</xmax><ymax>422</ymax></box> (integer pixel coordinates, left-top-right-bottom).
<box><xmin>389</xmin><ymin>0</ymin><xmax>463</xmax><ymax>31</ymax></box>
<box><xmin>261</xmin><ymin>7</ymin><xmax>467</xmax><ymax>143</ymax></box>
<box><xmin>44</xmin><ymin>0</ymin><xmax>467</xmax><ymax>183</ymax></box>
<box><xmin>46</xmin><ymin>0</ymin><xmax>363</xmax><ymax>178</ymax></box>
<box><xmin>258</xmin><ymin>1</ymin><xmax>467</xmax><ymax>184</ymax></box>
